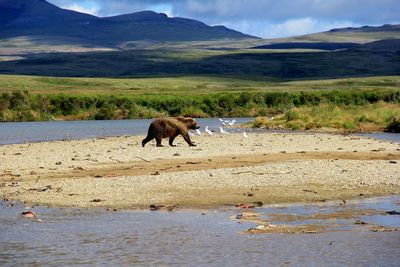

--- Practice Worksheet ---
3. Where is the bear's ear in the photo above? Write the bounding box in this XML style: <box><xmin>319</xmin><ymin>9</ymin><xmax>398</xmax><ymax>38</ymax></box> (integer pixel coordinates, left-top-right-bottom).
<box><xmin>178</xmin><ymin>116</ymin><xmax>193</xmax><ymax>122</ymax></box>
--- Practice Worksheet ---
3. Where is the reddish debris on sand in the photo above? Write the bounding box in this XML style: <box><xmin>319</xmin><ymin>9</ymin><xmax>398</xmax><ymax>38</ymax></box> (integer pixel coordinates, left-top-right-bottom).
<box><xmin>21</xmin><ymin>211</ymin><xmax>37</xmax><ymax>218</ymax></box>
<box><xmin>149</xmin><ymin>204</ymin><xmax>176</xmax><ymax>211</ymax></box>
<box><xmin>235</xmin><ymin>204</ymin><xmax>256</xmax><ymax>209</ymax></box>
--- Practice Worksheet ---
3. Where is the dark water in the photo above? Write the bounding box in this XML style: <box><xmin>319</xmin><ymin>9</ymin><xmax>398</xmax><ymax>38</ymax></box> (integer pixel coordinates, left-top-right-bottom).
<box><xmin>1</xmin><ymin>196</ymin><xmax>399</xmax><ymax>266</ymax></box>
<box><xmin>0</xmin><ymin>118</ymin><xmax>399</xmax><ymax>145</ymax></box>
<box><xmin>0</xmin><ymin>118</ymin><xmax>252</xmax><ymax>145</ymax></box>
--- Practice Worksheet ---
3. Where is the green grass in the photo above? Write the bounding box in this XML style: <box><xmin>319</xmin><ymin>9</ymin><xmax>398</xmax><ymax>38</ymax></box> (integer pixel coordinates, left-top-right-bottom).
<box><xmin>251</xmin><ymin>102</ymin><xmax>400</xmax><ymax>132</ymax></box>
<box><xmin>286</xmin><ymin>31</ymin><xmax>400</xmax><ymax>44</ymax></box>
<box><xmin>0</xmin><ymin>36</ymin><xmax>115</xmax><ymax>56</ymax></box>
<box><xmin>0</xmin><ymin>75</ymin><xmax>399</xmax><ymax>96</ymax></box>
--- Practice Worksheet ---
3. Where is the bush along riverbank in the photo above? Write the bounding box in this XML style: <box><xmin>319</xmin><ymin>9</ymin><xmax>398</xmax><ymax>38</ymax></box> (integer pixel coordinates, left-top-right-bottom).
<box><xmin>252</xmin><ymin>102</ymin><xmax>400</xmax><ymax>133</ymax></box>
<box><xmin>0</xmin><ymin>90</ymin><xmax>399</xmax><ymax>132</ymax></box>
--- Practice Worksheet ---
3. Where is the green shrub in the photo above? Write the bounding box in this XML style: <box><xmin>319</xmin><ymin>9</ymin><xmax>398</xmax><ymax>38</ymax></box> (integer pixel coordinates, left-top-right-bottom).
<box><xmin>284</xmin><ymin>110</ymin><xmax>300</xmax><ymax>121</ymax></box>
<box><xmin>0</xmin><ymin>87</ymin><xmax>399</xmax><ymax>122</ymax></box>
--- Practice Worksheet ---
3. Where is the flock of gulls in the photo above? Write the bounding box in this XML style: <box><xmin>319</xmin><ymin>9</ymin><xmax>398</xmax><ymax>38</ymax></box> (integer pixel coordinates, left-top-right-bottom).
<box><xmin>191</xmin><ymin>118</ymin><xmax>248</xmax><ymax>138</ymax></box>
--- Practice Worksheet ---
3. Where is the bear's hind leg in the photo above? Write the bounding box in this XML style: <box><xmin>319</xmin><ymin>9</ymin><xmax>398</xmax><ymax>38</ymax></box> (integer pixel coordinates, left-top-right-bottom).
<box><xmin>142</xmin><ymin>136</ymin><xmax>153</xmax><ymax>147</ymax></box>
<box><xmin>169</xmin><ymin>134</ymin><xmax>178</xmax><ymax>147</ymax></box>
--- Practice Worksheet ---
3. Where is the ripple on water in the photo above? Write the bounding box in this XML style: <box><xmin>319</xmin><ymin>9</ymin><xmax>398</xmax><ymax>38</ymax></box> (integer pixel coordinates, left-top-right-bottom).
<box><xmin>0</xmin><ymin>196</ymin><xmax>399</xmax><ymax>266</ymax></box>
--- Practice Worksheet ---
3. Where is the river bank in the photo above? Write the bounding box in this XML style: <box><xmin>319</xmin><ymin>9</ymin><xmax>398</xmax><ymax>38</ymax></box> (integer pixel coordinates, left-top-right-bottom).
<box><xmin>1</xmin><ymin>132</ymin><xmax>399</xmax><ymax>209</ymax></box>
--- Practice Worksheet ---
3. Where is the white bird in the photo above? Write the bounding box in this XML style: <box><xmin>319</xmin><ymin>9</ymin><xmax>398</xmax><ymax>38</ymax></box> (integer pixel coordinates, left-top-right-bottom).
<box><xmin>189</xmin><ymin>132</ymin><xmax>195</xmax><ymax>137</ymax></box>
<box><xmin>228</xmin><ymin>119</ymin><xmax>236</xmax><ymax>126</ymax></box>
<box><xmin>243</xmin><ymin>131</ymin><xmax>248</xmax><ymax>138</ymax></box>
<box><xmin>218</xmin><ymin>118</ymin><xmax>226</xmax><ymax>126</ymax></box>
<box><xmin>219</xmin><ymin>127</ymin><xmax>229</xmax><ymax>134</ymax></box>
<box><xmin>195</xmin><ymin>129</ymin><xmax>202</xmax><ymax>135</ymax></box>
<box><xmin>205</xmin><ymin>126</ymin><xmax>213</xmax><ymax>135</ymax></box>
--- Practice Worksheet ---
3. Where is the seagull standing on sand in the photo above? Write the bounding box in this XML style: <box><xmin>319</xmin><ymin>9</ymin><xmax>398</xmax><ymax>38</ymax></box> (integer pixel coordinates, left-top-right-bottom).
<box><xmin>243</xmin><ymin>131</ymin><xmax>248</xmax><ymax>138</ymax></box>
<box><xmin>196</xmin><ymin>129</ymin><xmax>202</xmax><ymax>135</ymax></box>
<box><xmin>228</xmin><ymin>119</ymin><xmax>236</xmax><ymax>126</ymax></box>
<box><xmin>219</xmin><ymin>127</ymin><xmax>230</xmax><ymax>134</ymax></box>
<box><xmin>205</xmin><ymin>126</ymin><xmax>213</xmax><ymax>135</ymax></box>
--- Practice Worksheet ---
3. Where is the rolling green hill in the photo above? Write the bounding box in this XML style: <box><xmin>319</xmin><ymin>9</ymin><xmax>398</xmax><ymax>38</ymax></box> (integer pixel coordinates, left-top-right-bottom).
<box><xmin>115</xmin><ymin>24</ymin><xmax>400</xmax><ymax>51</ymax></box>
<box><xmin>262</xmin><ymin>24</ymin><xmax>400</xmax><ymax>45</ymax></box>
<box><xmin>1</xmin><ymin>39</ymin><xmax>398</xmax><ymax>80</ymax></box>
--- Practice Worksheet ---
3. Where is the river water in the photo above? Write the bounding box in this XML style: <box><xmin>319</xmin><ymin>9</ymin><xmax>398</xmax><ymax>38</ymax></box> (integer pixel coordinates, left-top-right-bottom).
<box><xmin>0</xmin><ymin>118</ymin><xmax>399</xmax><ymax>145</ymax></box>
<box><xmin>0</xmin><ymin>196</ymin><xmax>399</xmax><ymax>266</ymax></box>
<box><xmin>0</xmin><ymin>118</ymin><xmax>253</xmax><ymax>145</ymax></box>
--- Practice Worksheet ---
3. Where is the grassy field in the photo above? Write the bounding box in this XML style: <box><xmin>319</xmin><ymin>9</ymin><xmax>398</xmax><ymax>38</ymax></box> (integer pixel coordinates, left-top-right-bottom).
<box><xmin>282</xmin><ymin>31</ymin><xmax>400</xmax><ymax>44</ymax></box>
<box><xmin>0</xmin><ymin>75</ymin><xmax>399</xmax><ymax>96</ymax></box>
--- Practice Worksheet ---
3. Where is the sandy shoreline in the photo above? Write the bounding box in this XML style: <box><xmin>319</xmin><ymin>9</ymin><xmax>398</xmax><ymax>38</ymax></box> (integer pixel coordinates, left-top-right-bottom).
<box><xmin>1</xmin><ymin>132</ymin><xmax>399</xmax><ymax>209</ymax></box>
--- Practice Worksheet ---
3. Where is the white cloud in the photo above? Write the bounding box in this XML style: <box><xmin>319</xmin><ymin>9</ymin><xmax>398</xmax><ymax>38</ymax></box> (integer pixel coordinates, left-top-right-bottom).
<box><xmin>262</xmin><ymin>18</ymin><xmax>358</xmax><ymax>38</ymax></box>
<box><xmin>149</xmin><ymin>4</ymin><xmax>175</xmax><ymax>17</ymax></box>
<box><xmin>62</xmin><ymin>3</ymin><xmax>99</xmax><ymax>15</ymax></box>
<box><xmin>49</xmin><ymin>0</ymin><xmax>400</xmax><ymax>37</ymax></box>
<box><xmin>220</xmin><ymin>18</ymin><xmax>357</xmax><ymax>38</ymax></box>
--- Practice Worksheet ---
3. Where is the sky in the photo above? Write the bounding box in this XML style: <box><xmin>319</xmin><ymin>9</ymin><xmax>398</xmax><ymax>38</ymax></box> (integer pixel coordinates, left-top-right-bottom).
<box><xmin>48</xmin><ymin>0</ymin><xmax>400</xmax><ymax>38</ymax></box>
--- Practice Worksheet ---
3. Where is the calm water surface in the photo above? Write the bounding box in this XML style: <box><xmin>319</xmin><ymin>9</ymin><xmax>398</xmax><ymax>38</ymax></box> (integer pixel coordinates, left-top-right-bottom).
<box><xmin>0</xmin><ymin>118</ymin><xmax>253</xmax><ymax>145</ymax></box>
<box><xmin>0</xmin><ymin>196</ymin><xmax>399</xmax><ymax>266</ymax></box>
<box><xmin>0</xmin><ymin>118</ymin><xmax>399</xmax><ymax>145</ymax></box>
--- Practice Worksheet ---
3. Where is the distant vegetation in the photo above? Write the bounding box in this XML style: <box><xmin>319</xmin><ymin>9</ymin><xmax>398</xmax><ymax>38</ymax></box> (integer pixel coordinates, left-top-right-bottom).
<box><xmin>1</xmin><ymin>75</ymin><xmax>399</xmax><ymax>132</ymax></box>
<box><xmin>2</xmin><ymin>75</ymin><xmax>399</xmax><ymax>95</ymax></box>
<box><xmin>0</xmin><ymin>39</ymin><xmax>398</xmax><ymax>80</ymax></box>
<box><xmin>251</xmin><ymin>42</ymin><xmax>360</xmax><ymax>50</ymax></box>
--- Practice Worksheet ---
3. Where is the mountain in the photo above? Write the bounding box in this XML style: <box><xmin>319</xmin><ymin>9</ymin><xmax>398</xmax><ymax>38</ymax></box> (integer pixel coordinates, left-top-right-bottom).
<box><xmin>0</xmin><ymin>0</ymin><xmax>255</xmax><ymax>46</ymax></box>
<box><xmin>0</xmin><ymin>0</ymin><xmax>96</xmax><ymax>26</ymax></box>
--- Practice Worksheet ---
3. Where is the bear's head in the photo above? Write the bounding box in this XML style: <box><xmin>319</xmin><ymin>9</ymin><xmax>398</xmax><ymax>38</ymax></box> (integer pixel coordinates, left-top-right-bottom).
<box><xmin>177</xmin><ymin>117</ymin><xmax>200</xmax><ymax>130</ymax></box>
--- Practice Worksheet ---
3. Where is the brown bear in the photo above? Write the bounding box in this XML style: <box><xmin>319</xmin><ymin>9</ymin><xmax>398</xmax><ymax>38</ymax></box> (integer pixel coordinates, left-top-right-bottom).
<box><xmin>142</xmin><ymin>117</ymin><xmax>200</xmax><ymax>147</ymax></box>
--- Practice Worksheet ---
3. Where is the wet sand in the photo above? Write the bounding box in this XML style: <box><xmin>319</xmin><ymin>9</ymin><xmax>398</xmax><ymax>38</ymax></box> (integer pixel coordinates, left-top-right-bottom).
<box><xmin>1</xmin><ymin>132</ymin><xmax>399</xmax><ymax>209</ymax></box>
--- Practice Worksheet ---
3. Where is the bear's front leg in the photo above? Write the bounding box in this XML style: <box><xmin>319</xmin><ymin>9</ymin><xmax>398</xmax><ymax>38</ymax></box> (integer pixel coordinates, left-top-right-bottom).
<box><xmin>156</xmin><ymin>137</ymin><xmax>164</xmax><ymax>147</ymax></box>
<box><xmin>182</xmin><ymin>133</ymin><xmax>196</xmax><ymax>147</ymax></box>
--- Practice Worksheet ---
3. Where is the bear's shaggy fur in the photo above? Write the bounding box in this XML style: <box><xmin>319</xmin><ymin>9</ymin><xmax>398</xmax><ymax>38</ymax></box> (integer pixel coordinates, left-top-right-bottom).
<box><xmin>142</xmin><ymin>117</ymin><xmax>200</xmax><ymax>147</ymax></box>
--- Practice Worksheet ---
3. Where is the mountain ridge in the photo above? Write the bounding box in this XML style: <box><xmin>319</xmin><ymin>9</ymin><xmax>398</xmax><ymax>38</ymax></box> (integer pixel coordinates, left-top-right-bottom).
<box><xmin>0</xmin><ymin>0</ymin><xmax>255</xmax><ymax>42</ymax></box>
